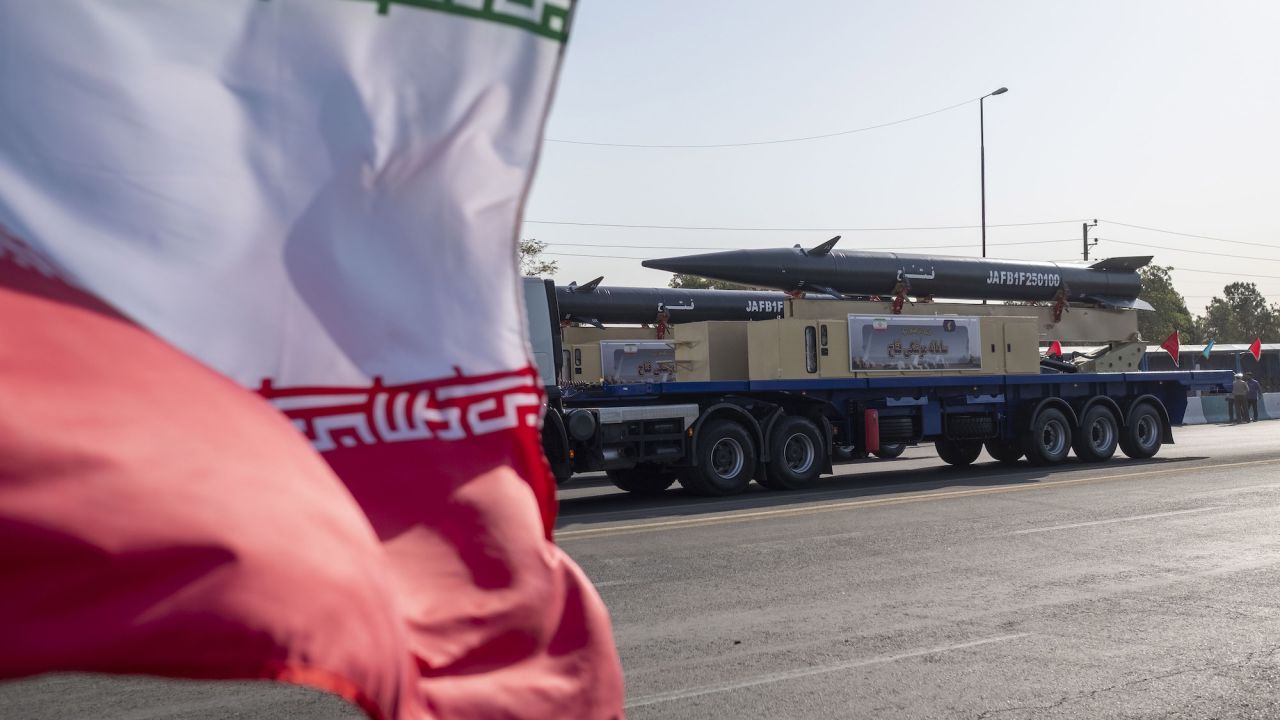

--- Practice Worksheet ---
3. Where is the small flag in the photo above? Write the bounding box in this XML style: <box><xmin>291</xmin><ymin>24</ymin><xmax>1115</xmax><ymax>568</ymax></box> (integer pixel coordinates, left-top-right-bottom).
<box><xmin>1202</xmin><ymin>339</ymin><xmax>1215</xmax><ymax>359</ymax></box>
<box><xmin>1250</xmin><ymin>337</ymin><xmax>1262</xmax><ymax>361</ymax></box>
<box><xmin>1161</xmin><ymin>331</ymin><xmax>1180</xmax><ymax>367</ymax></box>
<box><xmin>1047</xmin><ymin>340</ymin><xmax>1063</xmax><ymax>358</ymax></box>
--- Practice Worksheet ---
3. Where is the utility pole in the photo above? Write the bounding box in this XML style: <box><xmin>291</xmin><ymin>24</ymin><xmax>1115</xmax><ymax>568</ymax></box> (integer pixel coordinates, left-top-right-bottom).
<box><xmin>1082</xmin><ymin>219</ymin><xmax>1098</xmax><ymax>261</ymax></box>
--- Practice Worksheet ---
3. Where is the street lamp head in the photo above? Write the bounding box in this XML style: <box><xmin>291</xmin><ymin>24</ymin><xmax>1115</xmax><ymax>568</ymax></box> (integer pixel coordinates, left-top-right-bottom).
<box><xmin>990</xmin><ymin>87</ymin><xmax>1008</xmax><ymax>96</ymax></box>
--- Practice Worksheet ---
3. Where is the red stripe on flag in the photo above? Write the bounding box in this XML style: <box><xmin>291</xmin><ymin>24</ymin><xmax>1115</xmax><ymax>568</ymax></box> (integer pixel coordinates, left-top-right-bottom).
<box><xmin>0</xmin><ymin>257</ymin><xmax>420</xmax><ymax>719</ymax></box>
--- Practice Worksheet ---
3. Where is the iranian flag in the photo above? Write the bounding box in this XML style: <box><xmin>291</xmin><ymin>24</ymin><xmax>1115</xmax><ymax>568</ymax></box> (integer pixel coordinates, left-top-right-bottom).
<box><xmin>0</xmin><ymin>2</ymin><xmax>622</xmax><ymax>719</ymax></box>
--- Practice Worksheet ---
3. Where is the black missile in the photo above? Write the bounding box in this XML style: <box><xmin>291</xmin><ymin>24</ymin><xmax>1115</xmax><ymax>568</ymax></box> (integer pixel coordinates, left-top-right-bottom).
<box><xmin>555</xmin><ymin>277</ymin><xmax>804</xmax><ymax>326</ymax></box>
<box><xmin>641</xmin><ymin>237</ymin><xmax>1154</xmax><ymax>310</ymax></box>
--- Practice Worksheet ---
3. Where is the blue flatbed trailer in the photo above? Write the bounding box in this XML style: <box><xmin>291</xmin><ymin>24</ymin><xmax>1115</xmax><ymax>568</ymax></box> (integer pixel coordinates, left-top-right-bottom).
<box><xmin>557</xmin><ymin>370</ymin><xmax>1234</xmax><ymax>496</ymax></box>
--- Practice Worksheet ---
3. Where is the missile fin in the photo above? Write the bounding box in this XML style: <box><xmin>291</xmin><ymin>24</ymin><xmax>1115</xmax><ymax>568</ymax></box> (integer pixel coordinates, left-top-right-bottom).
<box><xmin>1088</xmin><ymin>256</ymin><xmax>1152</xmax><ymax>272</ymax></box>
<box><xmin>565</xmin><ymin>315</ymin><xmax>605</xmax><ymax>328</ymax></box>
<box><xmin>572</xmin><ymin>276</ymin><xmax>604</xmax><ymax>293</ymax></box>
<box><xmin>1084</xmin><ymin>295</ymin><xmax>1155</xmax><ymax>311</ymax></box>
<box><xmin>807</xmin><ymin>236</ymin><xmax>841</xmax><ymax>256</ymax></box>
<box><xmin>805</xmin><ymin>284</ymin><xmax>848</xmax><ymax>300</ymax></box>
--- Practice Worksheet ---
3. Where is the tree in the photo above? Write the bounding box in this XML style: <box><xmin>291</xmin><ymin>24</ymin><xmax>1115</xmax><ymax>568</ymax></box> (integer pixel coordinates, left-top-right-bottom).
<box><xmin>1197</xmin><ymin>282</ymin><xmax>1280</xmax><ymax>343</ymax></box>
<box><xmin>667</xmin><ymin>273</ymin><xmax>753</xmax><ymax>290</ymax></box>
<box><xmin>1137</xmin><ymin>265</ymin><xmax>1197</xmax><ymax>343</ymax></box>
<box><xmin>519</xmin><ymin>238</ymin><xmax>557</xmax><ymax>277</ymax></box>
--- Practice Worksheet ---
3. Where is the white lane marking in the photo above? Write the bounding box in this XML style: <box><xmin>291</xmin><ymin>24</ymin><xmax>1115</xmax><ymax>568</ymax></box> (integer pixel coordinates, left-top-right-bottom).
<box><xmin>1002</xmin><ymin>506</ymin><xmax>1226</xmax><ymax>536</ymax></box>
<box><xmin>557</xmin><ymin>458</ymin><xmax>1280</xmax><ymax>541</ymax></box>
<box><xmin>590</xmin><ymin>579</ymin><xmax>640</xmax><ymax>588</ymax></box>
<box><xmin>624</xmin><ymin>633</ymin><xmax>1031</xmax><ymax>708</ymax></box>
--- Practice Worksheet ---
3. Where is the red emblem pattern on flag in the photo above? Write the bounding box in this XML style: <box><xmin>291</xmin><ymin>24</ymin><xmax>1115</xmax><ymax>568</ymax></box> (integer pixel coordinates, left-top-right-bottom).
<box><xmin>258</xmin><ymin>369</ymin><xmax>560</xmax><ymax>538</ymax></box>
<box><xmin>1250</xmin><ymin>338</ymin><xmax>1262</xmax><ymax>362</ymax></box>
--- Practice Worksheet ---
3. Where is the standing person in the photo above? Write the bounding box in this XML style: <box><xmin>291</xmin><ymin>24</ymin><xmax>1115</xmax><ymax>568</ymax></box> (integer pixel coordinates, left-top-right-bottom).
<box><xmin>1247</xmin><ymin>372</ymin><xmax>1264</xmax><ymax>422</ymax></box>
<box><xmin>1233</xmin><ymin>374</ymin><xmax>1250</xmax><ymax>423</ymax></box>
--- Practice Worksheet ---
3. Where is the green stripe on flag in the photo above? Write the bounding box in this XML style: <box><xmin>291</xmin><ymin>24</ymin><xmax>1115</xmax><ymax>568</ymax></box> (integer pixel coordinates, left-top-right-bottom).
<box><xmin>349</xmin><ymin>0</ymin><xmax>571</xmax><ymax>42</ymax></box>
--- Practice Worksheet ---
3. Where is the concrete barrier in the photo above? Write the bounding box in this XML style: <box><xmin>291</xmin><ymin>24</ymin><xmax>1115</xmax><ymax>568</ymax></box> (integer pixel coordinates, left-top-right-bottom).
<box><xmin>1180</xmin><ymin>393</ymin><xmax>1275</xmax><ymax>425</ymax></box>
<box><xmin>1181</xmin><ymin>397</ymin><xmax>1206</xmax><ymax>425</ymax></box>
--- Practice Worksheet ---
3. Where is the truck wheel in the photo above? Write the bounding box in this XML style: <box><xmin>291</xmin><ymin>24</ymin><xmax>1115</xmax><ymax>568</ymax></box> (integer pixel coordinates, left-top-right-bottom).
<box><xmin>1022</xmin><ymin>407</ymin><xmax>1073</xmax><ymax>466</ymax></box>
<box><xmin>1073</xmin><ymin>404</ymin><xmax>1119</xmax><ymax>462</ymax></box>
<box><xmin>935</xmin><ymin>438</ymin><xmax>982</xmax><ymax>467</ymax></box>
<box><xmin>760</xmin><ymin>416</ymin><xmax>825</xmax><ymax>490</ymax></box>
<box><xmin>873</xmin><ymin>443</ymin><xmax>906</xmax><ymax>459</ymax></box>
<box><xmin>1119</xmin><ymin>403</ymin><xmax>1163</xmax><ymax>459</ymax></box>
<box><xmin>984</xmin><ymin>439</ymin><xmax>1023</xmax><ymax>464</ymax></box>
<box><xmin>680</xmin><ymin>420</ymin><xmax>757</xmax><ymax>496</ymax></box>
<box><xmin>606</xmin><ymin>465</ymin><xmax>677</xmax><ymax>495</ymax></box>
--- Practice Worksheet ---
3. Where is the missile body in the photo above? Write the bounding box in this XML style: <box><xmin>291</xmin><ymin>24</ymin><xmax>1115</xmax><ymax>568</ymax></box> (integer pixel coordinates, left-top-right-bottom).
<box><xmin>555</xmin><ymin>283</ymin><xmax>801</xmax><ymax>326</ymax></box>
<box><xmin>641</xmin><ymin>240</ymin><xmax>1152</xmax><ymax>310</ymax></box>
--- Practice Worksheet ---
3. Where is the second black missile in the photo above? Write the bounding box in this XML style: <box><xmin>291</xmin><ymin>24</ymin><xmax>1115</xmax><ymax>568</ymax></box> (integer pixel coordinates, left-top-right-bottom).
<box><xmin>555</xmin><ymin>277</ymin><xmax>805</xmax><ymax>326</ymax></box>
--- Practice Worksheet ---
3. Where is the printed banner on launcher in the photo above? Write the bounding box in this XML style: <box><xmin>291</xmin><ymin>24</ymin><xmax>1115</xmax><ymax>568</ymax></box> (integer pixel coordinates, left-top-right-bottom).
<box><xmin>848</xmin><ymin>315</ymin><xmax>982</xmax><ymax>372</ymax></box>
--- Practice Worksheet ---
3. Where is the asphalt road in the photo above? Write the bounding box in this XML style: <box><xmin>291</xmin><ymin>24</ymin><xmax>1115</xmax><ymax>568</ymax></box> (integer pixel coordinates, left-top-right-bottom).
<box><xmin>5</xmin><ymin>421</ymin><xmax>1280</xmax><ymax>719</ymax></box>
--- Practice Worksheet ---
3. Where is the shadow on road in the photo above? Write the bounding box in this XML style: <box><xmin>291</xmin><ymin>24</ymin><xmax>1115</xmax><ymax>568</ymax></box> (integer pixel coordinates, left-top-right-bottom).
<box><xmin>556</xmin><ymin>455</ymin><xmax>1209</xmax><ymax>526</ymax></box>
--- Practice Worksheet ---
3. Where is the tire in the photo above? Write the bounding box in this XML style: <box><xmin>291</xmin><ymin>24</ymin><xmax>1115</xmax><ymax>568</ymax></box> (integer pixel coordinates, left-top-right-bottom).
<box><xmin>873</xmin><ymin>443</ymin><xmax>906</xmax><ymax>459</ymax></box>
<box><xmin>833</xmin><ymin>445</ymin><xmax>858</xmax><ymax>461</ymax></box>
<box><xmin>606</xmin><ymin>465</ymin><xmax>677</xmax><ymax>495</ymax></box>
<box><xmin>1021</xmin><ymin>407</ymin><xmax>1073</xmax><ymax>466</ymax></box>
<box><xmin>935</xmin><ymin>438</ymin><xmax>983</xmax><ymax>467</ymax></box>
<box><xmin>1119</xmin><ymin>403</ymin><xmax>1164</xmax><ymax>459</ymax></box>
<box><xmin>1073</xmin><ymin>404</ymin><xmax>1120</xmax><ymax>463</ymax></box>
<box><xmin>984</xmin><ymin>438</ymin><xmax>1024</xmax><ymax>464</ymax></box>
<box><xmin>679</xmin><ymin>420</ymin><xmax>757</xmax><ymax>496</ymax></box>
<box><xmin>760</xmin><ymin>416</ymin><xmax>826</xmax><ymax>490</ymax></box>
<box><xmin>542</xmin><ymin>412</ymin><xmax>573</xmax><ymax>486</ymax></box>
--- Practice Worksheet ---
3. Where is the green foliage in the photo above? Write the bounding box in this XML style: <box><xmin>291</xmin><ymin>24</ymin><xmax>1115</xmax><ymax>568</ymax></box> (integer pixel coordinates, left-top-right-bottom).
<box><xmin>1138</xmin><ymin>265</ymin><xmax>1197</xmax><ymax>343</ymax></box>
<box><xmin>667</xmin><ymin>273</ymin><xmax>754</xmax><ymax>290</ymax></box>
<box><xmin>1196</xmin><ymin>282</ymin><xmax>1280</xmax><ymax>343</ymax></box>
<box><xmin>519</xmin><ymin>238</ymin><xmax>558</xmax><ymax>277</ymax></box>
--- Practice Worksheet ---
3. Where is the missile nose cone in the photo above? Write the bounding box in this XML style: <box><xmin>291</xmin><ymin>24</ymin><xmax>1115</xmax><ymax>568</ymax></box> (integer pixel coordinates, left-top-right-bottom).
<box><xmin>643</xmin><ymin>248</ymin><xmax>789</xmax><ymax>289</ymax></box>
<box><xmin>641</xmin><ymin>252</ymin><xmax>723</xmax><ymax>275</ymax></box>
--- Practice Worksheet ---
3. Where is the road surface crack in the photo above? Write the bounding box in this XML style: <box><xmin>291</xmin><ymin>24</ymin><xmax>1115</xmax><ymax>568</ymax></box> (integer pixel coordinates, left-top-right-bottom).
<box><xmin>975</xmin><ymin>644</ymin><xmax>1280</xmax><ymax>718</ymax></box>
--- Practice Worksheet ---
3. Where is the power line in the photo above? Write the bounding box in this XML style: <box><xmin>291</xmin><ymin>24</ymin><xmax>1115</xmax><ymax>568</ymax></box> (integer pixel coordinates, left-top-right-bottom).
<box><xmin>524</xmin><ymin>218</ymin><xmax>1085</xmax><ymax>232</ymax></box>
<box><xmin>544</xmin><ymin>252</ymin><xmax>647</xmax><ymax>260</ymax></box>
<box><xmin>1170</xmin><ymin>266</ymin><xmax>1280</xmax><ymax>280</ymax></box>
<box><xmin>1102</xmin><ymin>219</ymin><xmax>1280</xmax><ymax>250</ymax></box>
<box><xmin>544</xmin><ymin>96</ymin><xmax>981</xmax><ymax>149</ymax></box>
<box><xmin>1103</xmin><ymin>238</ymin><xmax>1280</xmax><ymax>263</ymax></box>
<box><xmin>545</xmin><ymin>238</ymin><xmax>1080</xmax><ymax>253</ymax></box>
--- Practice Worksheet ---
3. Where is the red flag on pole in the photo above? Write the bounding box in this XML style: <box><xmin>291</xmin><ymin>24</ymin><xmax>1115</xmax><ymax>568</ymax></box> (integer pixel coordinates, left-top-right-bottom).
<box><xmin>1161</xmin><ymin>331</ymin><xmax>1181</xmax><ymax>367</ymax></box>
<box><xmin>1047</xmin><ymin>340</ymin><xmax>1063</xmax><ymax>358</ymax></box>
<box><xmin>1250</xmin><ymin>338</ymin><xmax>1263</xmax><ymax>362</ymax></box>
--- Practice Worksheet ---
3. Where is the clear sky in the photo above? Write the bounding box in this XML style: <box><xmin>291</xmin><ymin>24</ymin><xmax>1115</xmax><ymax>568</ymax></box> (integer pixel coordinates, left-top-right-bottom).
<box><xmin>519</xmin><ymin>0</ymin><xmax>1280</xmax><ymax>313</ymax></box>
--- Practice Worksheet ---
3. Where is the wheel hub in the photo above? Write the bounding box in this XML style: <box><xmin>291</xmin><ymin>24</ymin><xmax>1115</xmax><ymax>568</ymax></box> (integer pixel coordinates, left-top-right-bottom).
<box><xmin>783</xmin><ymin>433</ymin><xmax>815</xmax><ymax>474</ymax></box>
<box><xmin>711</xmin><ymin>437</ymin><xmax>745</xmax><ymax>479</ymax></box>
<box><xmin>1090</xmin><ymin>417</ymin><xmax>1115</xmax><ymax>451</ymax></box>
<box><xmin>1041</xmin><ymin>420</ymin><xmax>1067</xmax><ymax>456</ymax></box>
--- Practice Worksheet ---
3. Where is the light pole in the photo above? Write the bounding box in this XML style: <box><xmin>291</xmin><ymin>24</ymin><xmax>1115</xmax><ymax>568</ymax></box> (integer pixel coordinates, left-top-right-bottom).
<box><xmin>980</xmin><ymin>87</ymin><xmax>1008</xmax><ymax>258</ymax></box>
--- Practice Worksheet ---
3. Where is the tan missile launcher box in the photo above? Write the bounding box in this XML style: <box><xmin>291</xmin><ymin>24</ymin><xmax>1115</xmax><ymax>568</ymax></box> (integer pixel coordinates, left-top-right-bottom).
<box><xmin>747</xmin><ymin>314</ymin><xmax>1039</xmax><ymax>380</ymax></box>
<box><xmin>785</xmin><ymin>298</ymin><xmax>1138</xmax><ymax>345</ymax></box>
<box><xmin>561</xmin><ymin>325</ymin><xmax>664</xmax><ymax>345</ymax></box>
<box><xmin>670</xmin><ymin>321</ymin><xmax>751</xmax><ymax>382</ymax></box>
<box><xmin>562</xmin><ymin>327</ymin><xmax>670</xmax><ymax>383</ymax></box>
